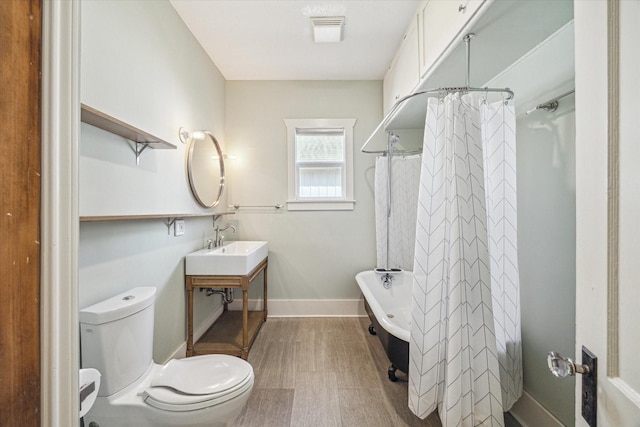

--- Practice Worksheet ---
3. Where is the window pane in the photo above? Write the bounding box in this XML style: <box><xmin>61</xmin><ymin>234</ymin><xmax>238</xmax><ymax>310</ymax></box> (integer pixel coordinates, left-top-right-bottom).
<box><xmin>296</xmin><ymin>133</ymin><xmax>344</xmax><ymax>162</ymax></box>
<box><xmin>298</xmin><ymin>167</ymin><xmax>343</xmax><ymax>198</ymax></box>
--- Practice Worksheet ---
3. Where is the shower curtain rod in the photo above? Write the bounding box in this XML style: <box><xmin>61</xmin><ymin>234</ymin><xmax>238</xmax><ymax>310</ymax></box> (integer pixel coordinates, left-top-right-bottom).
<box><xmin>525</xmin><ymin>89</ymin><xmax>575</xmax><ymax>115</ymax></box>
<box><xmin>361</xmin><ymin>33</ymin><xmax>514</xmax><ymax>155</ymax></box>
<box><xmin>360</xmin><ymin>86</ymin><xmax>514</xmax><ymax>154</ymax></box>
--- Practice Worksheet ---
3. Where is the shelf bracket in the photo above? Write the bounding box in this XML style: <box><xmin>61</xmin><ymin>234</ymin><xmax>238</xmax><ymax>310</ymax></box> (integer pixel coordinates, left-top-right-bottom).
<box><xmin>126</xmin><ymin>141</ymin><xmax>153</xmax><ymax>165</ymax></box>
<box><xmin>135</xmin><ymin>142</ymin><xmax>151</xmax><ymax>165</ymax></box>
<box><xmin>165</xmin><ymin>217</ymin><xmax>178</xmax><ymax>235</ymax></box>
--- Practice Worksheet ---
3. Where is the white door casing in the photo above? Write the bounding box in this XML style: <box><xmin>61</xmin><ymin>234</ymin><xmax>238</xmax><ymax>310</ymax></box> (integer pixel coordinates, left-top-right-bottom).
<box><xmin>41</xmin><ymin>0</ymin><xmax>81</xmax><ymax>425</ymax></box>
<box><xmin>575</xmin><ymin>1</ymin><xmax>640</xmax><ymax>425</ymax></box>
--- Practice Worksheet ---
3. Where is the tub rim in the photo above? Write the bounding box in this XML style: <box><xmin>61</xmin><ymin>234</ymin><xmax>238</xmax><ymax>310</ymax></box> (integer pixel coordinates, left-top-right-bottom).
<box><xmin>355</xmin><ymin>270</ymin><xmax>411</xmax><ymax>342</ymax></box>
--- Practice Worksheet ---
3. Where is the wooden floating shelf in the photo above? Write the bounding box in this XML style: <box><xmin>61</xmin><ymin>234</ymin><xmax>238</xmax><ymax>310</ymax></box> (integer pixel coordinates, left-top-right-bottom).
<box><xmin>81</xmin><ymin>103</ymin><xmax>176</xmax><ymax>164</ymax></box>
<box><xmin>81</xmin><ymin>104</ymin><xmax>176</xmax><ymax>149</ymax></box>
<box><xmin>79</xmin><ymin>213</ymin><xmax>212</xmax><ymax>222</ymax></box>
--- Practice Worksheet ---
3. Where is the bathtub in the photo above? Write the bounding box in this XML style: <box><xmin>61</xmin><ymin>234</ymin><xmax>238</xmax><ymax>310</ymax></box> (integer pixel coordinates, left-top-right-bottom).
<box><xmin>356</xmin><ymin>270</ymin><xmax>412</xmax><ymax>379</ymax></box>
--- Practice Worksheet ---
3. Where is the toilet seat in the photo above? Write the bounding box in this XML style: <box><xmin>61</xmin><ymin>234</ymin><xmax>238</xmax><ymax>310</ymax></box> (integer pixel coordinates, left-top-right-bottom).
<box><xmin>142</xmin><ymin>375</ymin><xmax>253</xmax><ymax>412</ymax></box>
<box><xmin>141</xmin><ymin>355</ymin><xmax>254</xmax><ymax>413</ymax></box>
<box><xmin>151</xmin><ymin>355</ymin><xmax>253</xmax><ymax>395</ymax></box>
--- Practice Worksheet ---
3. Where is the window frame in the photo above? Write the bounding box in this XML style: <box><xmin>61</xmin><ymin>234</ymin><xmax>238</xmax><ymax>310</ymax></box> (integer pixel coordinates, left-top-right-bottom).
<box><xmin>284</xmin><ymin>118</ymin><xmax>356</xmax><ymax>211</ymax></box>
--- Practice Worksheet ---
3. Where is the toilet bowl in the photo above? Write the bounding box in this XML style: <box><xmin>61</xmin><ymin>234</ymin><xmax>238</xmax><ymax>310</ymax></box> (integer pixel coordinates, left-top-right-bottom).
<box><xmin>84</xmin><ymin>356</ymin><xmax>253</xmax><ymax>427</ymax></box>
<box><xmin>80</xmin><ymin>287</ymin><xmax>253</xmax><ymax>427</ymax></box>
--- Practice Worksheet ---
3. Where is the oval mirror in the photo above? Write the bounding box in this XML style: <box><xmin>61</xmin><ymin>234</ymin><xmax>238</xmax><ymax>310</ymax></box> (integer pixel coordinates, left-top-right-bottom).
<box><xmin>186</xmin><ymin>131</ymin><xmax>225</xmax><ymax>208</ymax></box>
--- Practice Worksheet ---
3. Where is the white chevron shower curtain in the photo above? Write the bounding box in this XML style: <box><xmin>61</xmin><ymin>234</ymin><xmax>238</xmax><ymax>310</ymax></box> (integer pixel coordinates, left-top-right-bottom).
<box><xmin>481</xmin><ymin>98</ymin><xmax>523</xmax><ymax>412</ymax></box>
<box><xmin>375</xmin><ymin>155</ymin><xmax>421</xmax><ymax>270</ymax></box>
<box><xmin>409</xmin><ymin>93</ymin><xmax>521</xmax><ymax>426</ymax></box>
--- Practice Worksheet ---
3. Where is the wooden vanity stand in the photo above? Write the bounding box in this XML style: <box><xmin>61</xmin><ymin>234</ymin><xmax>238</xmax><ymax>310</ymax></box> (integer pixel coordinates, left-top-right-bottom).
<box><xmin>186</xmin><ymin>257</ymin><xmax>267</xmax><ymax>360</ymax></box>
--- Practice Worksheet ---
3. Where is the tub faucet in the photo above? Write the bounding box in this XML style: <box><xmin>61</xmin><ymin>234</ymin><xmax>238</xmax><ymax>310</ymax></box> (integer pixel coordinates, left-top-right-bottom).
<box><xmin>381</xmin><ymin>273</ymin><xmax>393</xmax><ymax>289</ymax></box>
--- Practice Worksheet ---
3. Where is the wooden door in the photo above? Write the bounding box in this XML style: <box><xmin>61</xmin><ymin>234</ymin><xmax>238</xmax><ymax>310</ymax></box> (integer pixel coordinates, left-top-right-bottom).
<box><xmin>0</xmin><ymin>0</ymin><xmax>42</xmax><ymax>425</ymax></box>
<box><xmin>576</xmin><ymin>0</ymin><xmax>640</xmax><ymax>424</ymax></box>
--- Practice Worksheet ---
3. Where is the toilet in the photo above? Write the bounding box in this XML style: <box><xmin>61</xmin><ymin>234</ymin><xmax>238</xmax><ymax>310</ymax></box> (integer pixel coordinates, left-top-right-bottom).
<box><xmin>80</xmin><ymin>287</ymin><xmax>253</xmax><ymax>427</ymax></box>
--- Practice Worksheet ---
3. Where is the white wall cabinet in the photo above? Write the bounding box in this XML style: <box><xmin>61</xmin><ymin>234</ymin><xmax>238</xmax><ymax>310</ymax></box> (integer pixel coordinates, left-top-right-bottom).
<box><xmin>382</xmin><ymin>0</ymin><xmax>485</xmax><ymax>115</ymax></box>
<box><xmin>418</xmin><ymin>0</ymin><xmax>484</xmax><ymax>79</ymax></box>
<box><xmin>383</xmin><ymin>16</ymin><xmax>419</xmax><ymax>114</ymax></box>
<box><xmin>380</xmin><ymin>0</ymin><xmax>574</xmax><ymax>125</ymax></box>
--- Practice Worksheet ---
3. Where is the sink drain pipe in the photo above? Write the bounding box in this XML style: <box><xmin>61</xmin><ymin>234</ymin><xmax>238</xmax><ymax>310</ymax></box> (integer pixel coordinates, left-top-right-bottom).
<box><xmin>201</xmin><ymin>288</ymin><xmax>235</xmax><ymax>304</ymax></box>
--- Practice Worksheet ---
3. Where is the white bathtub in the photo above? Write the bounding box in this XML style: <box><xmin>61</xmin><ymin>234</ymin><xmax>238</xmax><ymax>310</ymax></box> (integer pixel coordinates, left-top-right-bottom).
<box><xmin>356</xmin><ymin>270</ymin><xmax>412</xmax><ymax>377</ymax></box>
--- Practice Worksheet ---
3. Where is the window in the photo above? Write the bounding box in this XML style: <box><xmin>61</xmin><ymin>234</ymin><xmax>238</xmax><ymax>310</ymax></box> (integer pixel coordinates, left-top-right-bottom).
<box><xmin>284</xmin><ymin>118</ymin><xmax>356</xmax><ymax>211</ymax></box>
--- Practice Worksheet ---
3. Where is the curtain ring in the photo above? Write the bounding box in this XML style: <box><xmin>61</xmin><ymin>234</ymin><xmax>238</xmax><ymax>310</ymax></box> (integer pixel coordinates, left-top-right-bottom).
<box><xmin>501</xmin><ymin>92</ymin><xmax>509</xmax><ymax>106</ymax></box>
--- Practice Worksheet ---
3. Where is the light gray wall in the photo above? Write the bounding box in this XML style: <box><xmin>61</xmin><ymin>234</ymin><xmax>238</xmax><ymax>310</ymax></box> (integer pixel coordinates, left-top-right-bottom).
<box><xmin>485</xmin><ymin>21</ymin><xmax>576</xmax><ymax>424</ymax></box>
<box><xmin>517</xmin><ymin>98</ymin><xmax>576</xmax><ymax>425</ymax></box>
<box><xmin>80</xmin><ymin>0</ymin><xmax>226</xmax><ymax>217</ymax></box>
<box><xmin>79</xmin><ymin>0</ymin><xmax>226</xmax><ymax>362</ymax></box>
<box><xmin>79</xmin><ymin>217</ymin><xmax>218</xmax><ymax>361</ymax></box>
<box><xmin>225</xmin><ymin>81</ymin><xmax>382</xmax><ymax>301</ymax></box>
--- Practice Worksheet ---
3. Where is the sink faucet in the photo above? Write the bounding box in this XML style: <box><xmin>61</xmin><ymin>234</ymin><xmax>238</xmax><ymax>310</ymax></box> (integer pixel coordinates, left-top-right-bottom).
<box><xmin>213</xmin><ymin>224</ymin><xmax>236</xmax><ymax>247</ymax></box>
<box><xmin>211</xmin><ymin>211</ymin><xmax>237</xmax><ymax>248</ymax></box>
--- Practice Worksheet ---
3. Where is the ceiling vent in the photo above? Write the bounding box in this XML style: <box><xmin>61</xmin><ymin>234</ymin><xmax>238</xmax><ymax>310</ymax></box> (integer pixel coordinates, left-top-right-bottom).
<box><xmin>310</xmin><ymin>16</ymin><xmax>345</xmax><ymax>43</ymax></box>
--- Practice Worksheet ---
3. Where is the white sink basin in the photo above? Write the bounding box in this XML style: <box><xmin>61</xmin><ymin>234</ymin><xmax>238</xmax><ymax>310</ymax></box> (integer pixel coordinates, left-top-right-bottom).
<box><xmin>186</xmin><ymin>241</ymin><xmax>268</xmax><ymax>276</ymax></box>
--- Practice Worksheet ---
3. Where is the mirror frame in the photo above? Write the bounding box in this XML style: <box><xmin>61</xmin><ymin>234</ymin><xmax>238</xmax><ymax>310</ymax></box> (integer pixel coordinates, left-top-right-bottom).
<box><xmin>186</xmin><ymin>131</ymin><xmax>225</xmax><ymax>208</ymax></box>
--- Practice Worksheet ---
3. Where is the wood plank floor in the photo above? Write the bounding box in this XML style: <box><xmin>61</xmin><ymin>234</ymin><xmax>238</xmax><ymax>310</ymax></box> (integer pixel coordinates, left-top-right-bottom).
<box><xmin>234</xmin><ymin>317</ymin><xmax>441</xmax><ymax>427</ymax></box>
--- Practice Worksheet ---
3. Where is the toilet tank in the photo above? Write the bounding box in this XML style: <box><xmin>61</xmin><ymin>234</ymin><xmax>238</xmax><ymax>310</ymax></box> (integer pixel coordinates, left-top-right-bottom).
<box><xmin>80</xmin><ymin>287</ymin><xmax>156</xmax><ymax>396</ymax></box>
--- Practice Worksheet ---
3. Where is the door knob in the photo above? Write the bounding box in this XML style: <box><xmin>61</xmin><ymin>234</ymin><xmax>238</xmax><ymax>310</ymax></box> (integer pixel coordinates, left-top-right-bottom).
<box><xmin>547</xmin><ymin>351</ymin><xmax>591</xmax><ymax>377</ymax></box>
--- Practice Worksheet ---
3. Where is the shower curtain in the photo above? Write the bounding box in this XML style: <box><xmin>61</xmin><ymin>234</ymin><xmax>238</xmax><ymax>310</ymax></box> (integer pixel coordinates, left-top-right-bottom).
<box><xmin>409</xmin><ymin>93</ymin><xmax>521</xmax><ymax>426</ymax></box>
<box><xmin>374</xmin><ymin>154</ymin><xmax>421</xmax><ymax>270</ymax></box>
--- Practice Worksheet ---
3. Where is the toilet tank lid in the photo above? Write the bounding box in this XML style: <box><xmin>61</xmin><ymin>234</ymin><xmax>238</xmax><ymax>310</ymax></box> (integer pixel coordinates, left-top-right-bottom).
<box><xmin>79</xmin><ymin>287</ymin><xmax>156</xmax><ymax>325</ymax></box>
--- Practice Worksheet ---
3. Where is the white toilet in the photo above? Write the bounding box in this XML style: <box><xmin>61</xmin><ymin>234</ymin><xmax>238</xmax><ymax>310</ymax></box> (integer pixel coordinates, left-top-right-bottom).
<box><xmin>80</xmin><ymin>287</ymin><xmax>253</xmax><ymax>427</ymax></box>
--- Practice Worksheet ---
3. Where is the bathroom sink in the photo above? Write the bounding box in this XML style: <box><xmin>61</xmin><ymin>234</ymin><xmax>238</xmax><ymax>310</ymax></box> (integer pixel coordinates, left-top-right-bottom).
<box><xmin>185</xmin><ymin>241</ymin><xmax>268</xmax><ymax>276</ymax></box>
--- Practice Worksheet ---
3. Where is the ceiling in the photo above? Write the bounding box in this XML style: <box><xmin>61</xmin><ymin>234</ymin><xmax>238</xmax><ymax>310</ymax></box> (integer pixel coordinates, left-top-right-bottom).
<box><xmin>169</xmin><ymin>1</ymin><xmax>421</xmax><ymax>81</ymax></box>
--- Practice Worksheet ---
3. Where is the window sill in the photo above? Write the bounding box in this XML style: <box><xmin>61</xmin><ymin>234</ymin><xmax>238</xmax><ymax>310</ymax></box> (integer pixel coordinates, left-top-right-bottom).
<box><xmin>286</xmin><ymin>199</ymin><xmax>355</xmax><ymax>211</ymax></box>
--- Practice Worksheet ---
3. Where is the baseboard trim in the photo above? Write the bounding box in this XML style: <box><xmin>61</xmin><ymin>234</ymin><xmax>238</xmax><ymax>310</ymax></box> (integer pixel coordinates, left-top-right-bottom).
<box><xmin>165</xmin><ymin>305</ymin><xmax>224</xmax><ymax>363</ymax></box>
<box><xmin>509</xmin><ymin>390</ymin><xmax>564</xmax><ymax>427</ymax></box>
<box><xmin>228</xmin><ymin>298</ymin><xmax>367</xmax><ymax>317</ymax></box>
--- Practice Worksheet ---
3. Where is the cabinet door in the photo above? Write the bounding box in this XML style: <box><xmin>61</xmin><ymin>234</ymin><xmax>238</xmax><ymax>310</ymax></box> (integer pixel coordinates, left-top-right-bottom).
<box><xmin>383</xmin><ymin>17</ymin><xmax>420</xmax><ymax>114</ymax></box>
<box><xmin>419</xmin><ymin>0</ymin><xmax>484</xmax><ymax>79</ymax></box>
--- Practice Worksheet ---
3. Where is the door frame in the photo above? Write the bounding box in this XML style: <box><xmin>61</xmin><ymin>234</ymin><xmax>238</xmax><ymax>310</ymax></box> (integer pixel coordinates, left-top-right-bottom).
<box><xmin>575</xmin><ymin>0</ymin><xmax>640</xmax><ymax>424</ymax></box>
<box><xmin>41</xmin><ymin>1</ymin><xmax>80</xmax><ymax>425</ymax></box>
